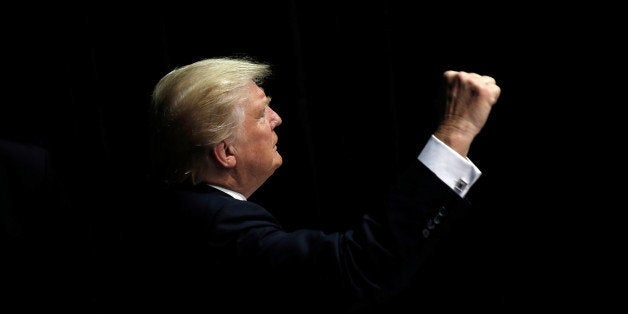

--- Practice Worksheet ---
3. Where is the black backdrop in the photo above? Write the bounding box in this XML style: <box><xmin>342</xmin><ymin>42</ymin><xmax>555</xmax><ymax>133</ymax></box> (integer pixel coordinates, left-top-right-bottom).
<box><xmin>2</xmin><ymin>1</ymin><xmax>621</xmax><ymax>312</ymax></box>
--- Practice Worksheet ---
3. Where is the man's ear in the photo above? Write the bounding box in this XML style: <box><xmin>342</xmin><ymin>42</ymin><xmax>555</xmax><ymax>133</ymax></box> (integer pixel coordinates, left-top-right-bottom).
<box><xmin>213</xmin><ymin>141</ymin><xmax>236</xmax><ymax>168</ymax></box>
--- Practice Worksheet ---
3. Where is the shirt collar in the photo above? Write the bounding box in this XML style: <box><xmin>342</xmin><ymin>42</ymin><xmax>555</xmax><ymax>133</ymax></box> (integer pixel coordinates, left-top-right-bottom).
<box><xmin>207</xmin><ymin>184</ymin><xmax>247</xmax><ymax>201</ymax></box>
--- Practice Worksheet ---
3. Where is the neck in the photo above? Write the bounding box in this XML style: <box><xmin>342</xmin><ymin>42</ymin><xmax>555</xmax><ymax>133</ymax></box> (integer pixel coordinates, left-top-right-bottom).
<box><xmin>204</xmin><ymin>172</ymin><xmax>257</xmax><ymax>199</ymax></box>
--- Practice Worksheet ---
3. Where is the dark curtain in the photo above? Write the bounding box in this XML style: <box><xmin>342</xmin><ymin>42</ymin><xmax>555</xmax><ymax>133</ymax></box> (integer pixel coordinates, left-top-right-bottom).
<box><xmin>2</xmin><ymin>1</ymin><xmax>616</xmax><ymax>312</ymax></box>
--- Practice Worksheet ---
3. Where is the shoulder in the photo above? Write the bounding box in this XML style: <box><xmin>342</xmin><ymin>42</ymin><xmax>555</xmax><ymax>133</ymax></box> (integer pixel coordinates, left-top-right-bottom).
<box><xmin>149</xmin><ymin>184</ymin><xmax>279</xmax><ymax>227</ymax></box>
<box><xmin>163</xmin><ymin>184</ymin><xmax>262</xmax><ymax>211</ymax></box>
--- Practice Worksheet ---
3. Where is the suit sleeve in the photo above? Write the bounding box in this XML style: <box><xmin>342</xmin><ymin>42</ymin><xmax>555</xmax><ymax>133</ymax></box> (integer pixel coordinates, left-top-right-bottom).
<box><xmin>210</xmin><ymin>159</ymin><xmax>470</xmax><ymax>304</ymax></box>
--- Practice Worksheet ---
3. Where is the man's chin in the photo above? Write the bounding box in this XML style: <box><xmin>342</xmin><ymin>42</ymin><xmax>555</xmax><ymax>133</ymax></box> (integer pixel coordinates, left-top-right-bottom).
<box><xmin>273</xmin><ymin>156</ymin><xmax>283</xmax><ymax>169</ymax></box>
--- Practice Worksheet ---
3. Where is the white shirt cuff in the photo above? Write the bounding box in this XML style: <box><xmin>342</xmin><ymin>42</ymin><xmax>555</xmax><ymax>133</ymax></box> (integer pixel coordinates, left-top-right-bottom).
<box><xmin>417</xmin><ymin>135</ymin><xmax>482</xmax><ymax>197</ymax></box>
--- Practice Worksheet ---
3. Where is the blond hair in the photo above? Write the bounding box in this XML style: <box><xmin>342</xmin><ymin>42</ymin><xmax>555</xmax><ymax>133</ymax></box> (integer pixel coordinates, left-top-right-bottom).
<box><xmin>150</xmin><ymin>57</ymin><xmax>270</xmax><ymax>185</ymax></box>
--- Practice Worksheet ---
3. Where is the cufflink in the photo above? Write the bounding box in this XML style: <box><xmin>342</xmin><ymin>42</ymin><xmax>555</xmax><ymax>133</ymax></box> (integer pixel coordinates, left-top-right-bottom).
<box><xmin>455</xmin><ymin>179</ymin><xmax>468</xmax><ymax>192</ymax></box>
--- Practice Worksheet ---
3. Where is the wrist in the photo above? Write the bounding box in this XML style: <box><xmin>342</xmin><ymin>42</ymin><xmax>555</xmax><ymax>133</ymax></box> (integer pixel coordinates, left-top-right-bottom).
<box><xmin>433</xmin><ymin>126</ymin><xmax>474</xmax><ymax>157</ymax></box>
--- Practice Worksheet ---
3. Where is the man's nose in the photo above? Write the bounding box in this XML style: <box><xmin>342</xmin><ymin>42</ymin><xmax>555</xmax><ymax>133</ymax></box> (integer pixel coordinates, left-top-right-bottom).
<box><xmin>270</xmin><ymin>109</ymin><xmax>282</xmax><ymax>128</ymax></box>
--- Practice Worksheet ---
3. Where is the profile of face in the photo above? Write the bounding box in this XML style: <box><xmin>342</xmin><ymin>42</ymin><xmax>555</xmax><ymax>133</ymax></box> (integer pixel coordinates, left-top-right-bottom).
<box><xmin>230</xmin><ymin>81</ymin><xmax>283</xmax><ymax>186</ymax></box>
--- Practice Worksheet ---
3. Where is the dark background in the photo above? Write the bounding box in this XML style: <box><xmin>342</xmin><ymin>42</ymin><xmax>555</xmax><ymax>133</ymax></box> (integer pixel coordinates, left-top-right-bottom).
<box><xmin>1</xmin><ymin>1</ymin><xmax>621</xmax><ymax>312</ymax></box>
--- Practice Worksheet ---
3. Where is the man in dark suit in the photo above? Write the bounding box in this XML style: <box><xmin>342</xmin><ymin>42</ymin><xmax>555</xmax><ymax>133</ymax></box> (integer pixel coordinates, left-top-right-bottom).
<box><xmin>119</xmin><ymin>57</ymin><xmax>501</xmax><ymax>313</ymax></box>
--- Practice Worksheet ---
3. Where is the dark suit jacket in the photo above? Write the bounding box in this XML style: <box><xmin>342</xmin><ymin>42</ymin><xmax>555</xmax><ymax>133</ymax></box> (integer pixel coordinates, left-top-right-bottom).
<box><xmin>118</xmin><ymin>160</ymin><xmax>469</xmax><ymax>313</ymax></box>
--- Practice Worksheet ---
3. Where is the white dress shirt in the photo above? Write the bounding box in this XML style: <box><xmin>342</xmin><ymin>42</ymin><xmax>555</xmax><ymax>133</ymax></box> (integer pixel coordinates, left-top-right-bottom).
<box><xmin>208</xmin><ymin>184</ymin><xmax>247</xmax><ymax>201</ymax></box>
<box><xmin>418</xmin><ymin>135</ymin><xmax>481</xmax><ymax>197</ymax></box>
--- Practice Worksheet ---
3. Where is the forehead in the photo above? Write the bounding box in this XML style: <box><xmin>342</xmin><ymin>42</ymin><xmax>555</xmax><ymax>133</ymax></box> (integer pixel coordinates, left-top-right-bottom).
<box><xmin>243</xmin><ymin>81</ymin><xmax>270</xmax><ymax>107</ymax></box>
<box><xmin>249</xmin><ymin>81</ymin><xmax>266</xmax><ymax>96</ymax></box>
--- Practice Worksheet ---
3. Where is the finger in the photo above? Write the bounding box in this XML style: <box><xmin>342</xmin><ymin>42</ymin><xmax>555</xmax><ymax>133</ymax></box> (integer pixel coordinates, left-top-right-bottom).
<box><xmin>443</xmin><ymin>70</ymin><xmax>459</xmax><ymax>83</ymax></box>
<box><xmin>481</xmin><ymin>75</ymin><xmax>496</xmax><ymax>85</ymax></box>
